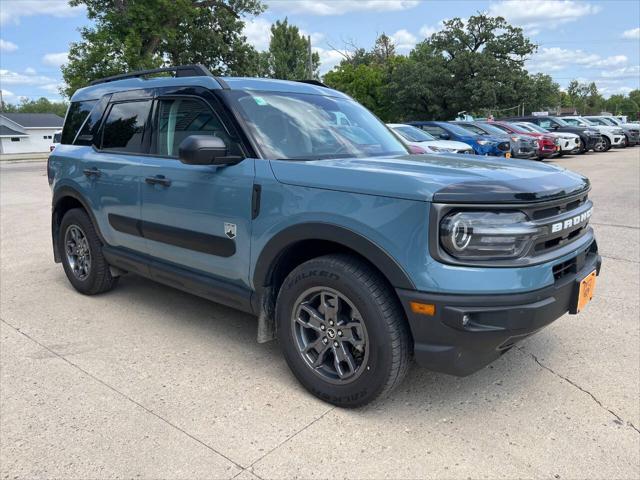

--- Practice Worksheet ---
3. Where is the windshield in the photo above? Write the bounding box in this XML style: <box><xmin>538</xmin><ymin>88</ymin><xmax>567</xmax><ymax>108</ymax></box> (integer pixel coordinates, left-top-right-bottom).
<box><xmin>605</xmin><ymin>117</ymin><xmax>622</xmax><ymax>125</ymax></box>
<box><xmin>393</xmin><ymin>125</ymin><xmax>436</xmax><ymax>142</ymax></box>
<box><xmin>516</xmin><ymin>122</ymin><xmax>546</xmax><ymax>133</ymax></box>
<box><xmin>444</xmin><ymin>123</ymin><xmax>479</xmax><ymax>137</ymax></box>
<box><xmin>577</xmin><ymin>117</ymin><xmax>596</xmax><ymax>125</ymax></box>
<box><xmin>476</xmin><ymin>123</ymin><xmax>509</xmax><ymax>136</ymax></box>
<box><xmin>228</xmin><ymin>91</ymin><xmax>407</xmax><ymax>160</ymax></box>
<box><xmin>595</xmin><ymin>117</ymin><xmax>615</xmax><ymax>126</ymax></box>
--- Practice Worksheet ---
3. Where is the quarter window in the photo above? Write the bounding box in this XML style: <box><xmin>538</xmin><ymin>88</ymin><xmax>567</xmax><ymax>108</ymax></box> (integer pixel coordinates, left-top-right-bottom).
<box><xmin>61</xmin><ymin>100</ymin><xmax>97</xmax><ymax>144</ymax></box>
<box><xmin>155</xmin><ymin>97</ymin><xmax>238</xmax><ymax>157</ymax></box>
<box><xmin>101</xmin><ymin>100</ymin><xmax>152</xmax><ymax>153</ymax></box>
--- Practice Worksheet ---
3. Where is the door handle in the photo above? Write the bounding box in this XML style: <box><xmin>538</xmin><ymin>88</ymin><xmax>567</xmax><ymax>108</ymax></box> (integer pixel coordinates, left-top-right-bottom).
<box><xmin>145</xmin><ymin>175</ymin><xmax>171</xmax><ymax>187</ymax></box>
<box><xmin>83</xmin><ymin>167</ymin><xmax>101</xmax><ymax>178</ymax></box>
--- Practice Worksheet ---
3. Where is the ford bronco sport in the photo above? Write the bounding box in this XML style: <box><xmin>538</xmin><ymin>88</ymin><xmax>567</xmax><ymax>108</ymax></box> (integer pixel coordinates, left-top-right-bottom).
<box><xmin>49</xmin><ymin>65</ymin><xmax>601</xmax><ymax>407</ymax></box>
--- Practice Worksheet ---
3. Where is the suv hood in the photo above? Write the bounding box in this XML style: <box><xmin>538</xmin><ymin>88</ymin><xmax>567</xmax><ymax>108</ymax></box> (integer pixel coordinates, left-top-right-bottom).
<box><xmin>269</xmin><ymin>154</ymin><xmax>589</xmax><ymax>203</ymax></box>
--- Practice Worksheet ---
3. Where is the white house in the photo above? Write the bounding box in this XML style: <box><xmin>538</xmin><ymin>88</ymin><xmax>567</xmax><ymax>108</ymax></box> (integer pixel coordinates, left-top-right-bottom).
<box><xmin>0</xmin><ymin>113</ymin><xmax>64</xmax><ymax>154</ymax></box>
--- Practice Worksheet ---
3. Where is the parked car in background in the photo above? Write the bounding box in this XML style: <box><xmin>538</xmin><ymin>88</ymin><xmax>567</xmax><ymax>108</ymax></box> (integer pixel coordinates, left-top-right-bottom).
<box><xmin>559</xmin><ymin>116</ymin><xmax>625</xmax><ymax>151</ymax></box>
<box><xmin>584</xmin><ymin>116</ymin><xmax>639</xmax><ymax>146</ymax></box>
<box><xmin>512</xmin><ymin>122</ymin><xmax>581</xmax><ymax>156</ymax></box>
<box><xmin>506</xmin><ymin>116</ymin><xmax>601</xmax><ymax>154</ymax></box>
<box><xmin>50</xmin><ymin>130</ymin><xmax>62</xmax><ymax>152</ymax></box>
<box><xmin>409</xmin><ymin>121</ymin><xmax>511</xmax><ymax>157</ymax></box>
<box><xmin>387</xmin><ymin>124</ymin><xmax>475</xmax><ymax>154</ymax></box>
<box><xmin>488</xmin><ymin>121</ymin><xmax>560</xmax><ymax>159</ymax></box>
<box><xmin>453</xmin><ymin>121</ymin><xmax>537</xmax><ymax>159</ymax></box>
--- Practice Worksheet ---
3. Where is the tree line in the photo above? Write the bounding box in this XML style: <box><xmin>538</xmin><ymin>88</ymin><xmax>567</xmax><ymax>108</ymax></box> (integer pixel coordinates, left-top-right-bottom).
<box><xmin>1</xmin><ymin>1</ymin><xmax>638</xmax><ymax>121</ymax></box>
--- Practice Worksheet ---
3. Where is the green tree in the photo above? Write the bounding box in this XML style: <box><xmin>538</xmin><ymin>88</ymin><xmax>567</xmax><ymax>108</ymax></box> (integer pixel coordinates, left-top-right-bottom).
<box><xmin>0</xmin><ymin>97</ymin><xmax>68</xmax><ymax>117</ymax></box>
<box><xmin>520</xmin><ymin>73</ymin><xmax>561</xmax><ymax>113</ymax></box>
<box><xmin>262</xmin><ymin>18</ymin><xmax>320</xmax><ymax>80</ymax></box>
<box><xmin>387</xmin><ymin>14</ymin><xmax>537</xmax><ymax>120</ymax></box>
<box><xmin>62</xmin><ymin>0</ymin><xmax>264</xmax><ymax>97</ymax></box>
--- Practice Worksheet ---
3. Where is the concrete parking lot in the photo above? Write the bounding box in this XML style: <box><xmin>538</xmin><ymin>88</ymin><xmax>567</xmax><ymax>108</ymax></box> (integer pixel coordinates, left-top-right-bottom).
<box><xmin>1</xmin><ymin>149</ymin><xmax>639</xmax><ymax>479</ymax></box>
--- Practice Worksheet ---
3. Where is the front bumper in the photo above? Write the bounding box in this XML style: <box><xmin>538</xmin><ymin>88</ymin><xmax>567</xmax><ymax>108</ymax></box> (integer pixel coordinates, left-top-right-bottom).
<box><xmin>397</xmin><ymin>241</ymin><xmax>601</xmax><ymax>376</ymax></box>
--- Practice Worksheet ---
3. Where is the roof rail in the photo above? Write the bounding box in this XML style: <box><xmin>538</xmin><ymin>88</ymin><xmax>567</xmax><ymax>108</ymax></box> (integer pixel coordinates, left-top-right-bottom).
<box><xmin>87</xmin><ymin>64</ymin><xmax>229</xmax><ymax>89</ymax></box>
<box><xmin>294</xmin><ymin>79</ymin><xmax>330</xmax><ymax>88</ymax></box>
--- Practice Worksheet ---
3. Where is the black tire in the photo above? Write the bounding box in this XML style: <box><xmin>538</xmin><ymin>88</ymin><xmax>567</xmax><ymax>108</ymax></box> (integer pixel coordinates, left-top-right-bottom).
<box><xmin>622</xmin><ymin>135</ymin><xmax>629</xmax><ymax>148</ymax></box>
<box><xmin>601</xmin><ymin>136</ymin><xmax>611</xmax><ymax>151</ymax></box>
<box><xmin>59</xmin><ymin>208</ymin><xmax>118</xmax><ymax>295</ymax></box>
<box><xmin>276</xmin><ymin>254</ymin><xmax>411</xmax><ymax>408</ymax></box>
<box><xmin>578</xmin><ymin>139</ymin><xmax>587</xmax><ymax>154</ymax></box>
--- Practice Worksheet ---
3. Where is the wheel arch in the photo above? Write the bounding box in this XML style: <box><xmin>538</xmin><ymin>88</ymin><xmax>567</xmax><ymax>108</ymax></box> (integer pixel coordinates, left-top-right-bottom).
<box><xmin>52</xmin><ymin>187</ymin><xmax>104</xmax><ymax>262</ymax></box>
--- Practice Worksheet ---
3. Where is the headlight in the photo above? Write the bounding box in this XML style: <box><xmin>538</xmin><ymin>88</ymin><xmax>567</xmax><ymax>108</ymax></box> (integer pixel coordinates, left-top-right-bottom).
<box><xmin>586</xmin><ymin>129</ymin><xmax>599</xmax><ymax>135</ymax></box>
<box><xmin>510</xmin><ymin>136</ymin><xmax>521</xmax><ymax>142</ymax></box>
<box><xmin>476</xmin><ymin>139</ymin><xmax>491</xmax><ymax>145</ymax></box>
<box><xmin>439</xmin><ymin>211</ymin><xmax>541</xmax><ymax>260</ymax></box>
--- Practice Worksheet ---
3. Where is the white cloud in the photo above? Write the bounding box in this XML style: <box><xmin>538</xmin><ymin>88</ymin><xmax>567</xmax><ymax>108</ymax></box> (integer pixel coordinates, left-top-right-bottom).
<box><xmin>315</xmin><ymin>47</ymin><xmax>349</xmax><ymax>74</ymax></box>
<box><xmin>419</xmin><ymin>25</ymin><xmax>439</xmax><ymax>38</ymax></box>
<box><xmin>390</xmin><ymin>29</ymin><xmax>417</xmax><ymax>51</ymax></box>
<box><xmin>528</xmin><ymin>47</ymin><xmax>628</xmax><ymax>72</ymax></box>
<box><xmin>24</xmin><ymin>67</ymin><xmax>37</xmax><ymax>75</ymax></box>
<box><xmin>0</xmin><ymin>0</ymin><xmax>84</xmax><ymax>25</ymax></box>
<box><xmin>0</xmin><ymin>39</ymin><xmax>18</xmax><ymax>52</ymax></box>
<box><xmin>40</xmin><ymin>83</ymin><xmax>63</xmax><ymax>94</ymax></box>
<box><xmin>42</xmin><ymin>52</ymin><xmax>69</xmax><ymax>67</ymax></box>
<box><xmin>300</xmin><ymin>30</ymin><xmax>325</xmax><ymax>46</ymax></box>
<box><xmin>622</xmin><ymin>27</ymin><xmax>640</xmax><ymax>39</ymax></box>
<box><xmin>489</xmin><ymin>1</ymin><xmax>600</xmax><ymax>33</ymax></box>
<box><xmin>243</xmin><ymin>17</ymin><xmax>271</xmax><ymax>51</ymax></box>
<box><xmin>600</xmin><ymin>65</ymin><xmax>640</xmax><ymax>79</ymax></box>
<box><xmin>0</xmin><ymin>69</ymin><xmax>56</xmax><ymax>86</ymax></box>
<box><xmin>267</xmin><ymin>0</ymin><xmax>419</xmax><ymax>16</ymax></box>
<box><xmin>1</xmin><ymin>89</ymin><xmax>15</xmax><ymax>98</ymax></box>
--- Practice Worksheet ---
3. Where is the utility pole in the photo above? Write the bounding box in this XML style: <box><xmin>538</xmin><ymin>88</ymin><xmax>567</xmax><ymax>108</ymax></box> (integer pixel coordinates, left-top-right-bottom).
<box><xmin>307</xmin><ymin>35</ymin><xmax>313</xmax><ymax>79</ymax></box>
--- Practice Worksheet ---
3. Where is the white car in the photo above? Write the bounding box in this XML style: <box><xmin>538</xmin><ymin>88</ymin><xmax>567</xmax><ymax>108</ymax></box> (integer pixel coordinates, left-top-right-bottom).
<box><xmin>560</xmin><ymin>116</ymin><xmax>625</xmax><ymax>150</ymax></box>
<box><xmin>514</xmin><ymin>122</ymin><xmax>581</xmax><ymax>154</ymax></box>
<box><xmin>584</xmin><ymin>116</ymin><xmax>639</xmax><ymax>146</ymax></box>
<box><xmin>387</xmin><ymin>123</ymin><xmax>474</xmax><ymax>154</ymax></box>
<box><xmin>50</xmin><ymin>130</ymin><xmax>62</xmax><ymax>152</ymax></box>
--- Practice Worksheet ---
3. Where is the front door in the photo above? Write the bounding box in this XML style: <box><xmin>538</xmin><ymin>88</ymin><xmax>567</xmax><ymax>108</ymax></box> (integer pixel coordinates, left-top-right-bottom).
<box><xmin>139</xmin><ymin>92</ymin><xmax>255</xmax><ymax>289</ymax></box>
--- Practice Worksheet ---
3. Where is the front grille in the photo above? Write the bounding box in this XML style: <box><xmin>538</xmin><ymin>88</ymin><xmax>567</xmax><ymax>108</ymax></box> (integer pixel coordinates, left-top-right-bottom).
<box><xmin>498</xmin><ymin>142</ymin><xmax>510</xmax><ymax>151</ymax></box>
<box><xmin>527</xmin><ymin>193</ymin><xmax>592</xmax><ymax>256</ymax></box>
<box><xmin>552</xmin><ymin>241</ymin><xmax>596</xmax><ymax>281</ymax></box>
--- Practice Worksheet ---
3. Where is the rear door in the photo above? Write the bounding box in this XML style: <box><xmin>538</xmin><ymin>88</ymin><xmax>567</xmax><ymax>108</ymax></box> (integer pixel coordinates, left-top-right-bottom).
<box><xmin>139</xmin><ymin>88</ymin><xmax>255</xmax><ymax>288</ymax></box>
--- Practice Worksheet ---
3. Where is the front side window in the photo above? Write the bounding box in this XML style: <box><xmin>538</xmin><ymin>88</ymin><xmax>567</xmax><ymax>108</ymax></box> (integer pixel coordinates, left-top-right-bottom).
<box><xmin>101</xmin><ymin>100</ymin><xmax>152</xmax><ymax>153</ymax></box>
<box><xmin>155</xmin><ymin>97</ymin><xmax>240</xmax><ymax>157</ymax></box>
<box><xmin>421</xmin><ymin>125</ymin><xmax>446</xmax><ymax>137</ymax></box>
<box><xmin>228</xmin><ymin>91</ymin><xmax>407</xmax><ymax>160</ymax></box>
<box><xmin>459</xmin><ymin>124</ymin><xmax>486</xmax><ymax>135</ymax></box>
<box><xmin>61</xmin><ymin>100</ymin><xmax>97</xmax><ymax>144</ymax></box>
<box><xmin>562</xmin><ymin>118</ymin><xmax>580</xmax><ymax>126</ymax></box>
<box><xmin>538</xmin><ymin>119</ymin><xmax>552</xmax><ymax>128</ymax></box>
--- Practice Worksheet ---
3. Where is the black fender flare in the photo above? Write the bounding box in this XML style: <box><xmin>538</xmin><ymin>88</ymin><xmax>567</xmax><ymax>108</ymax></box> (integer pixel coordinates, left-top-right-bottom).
<box><xmin>253</xmin><ymin>222</ymin><xmax>416</xmax><ymax>291</ymax></box>
<box><xmin>51</xmin><ymin>186</ymin><xmax>105</xmax><ymax>262</ymax></box>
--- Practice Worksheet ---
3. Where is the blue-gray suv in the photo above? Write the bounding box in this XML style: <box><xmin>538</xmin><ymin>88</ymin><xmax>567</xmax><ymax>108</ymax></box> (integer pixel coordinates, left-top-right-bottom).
<box><xmin>49</xmin><ymin>65</ymin><xmax>601</xmax><ymax>407</ymax></box>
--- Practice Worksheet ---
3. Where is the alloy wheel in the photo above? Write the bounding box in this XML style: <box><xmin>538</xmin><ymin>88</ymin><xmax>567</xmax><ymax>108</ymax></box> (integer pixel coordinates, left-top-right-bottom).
<box><xmin>64</xmin><ymin>224</ymin><xmax>92</xmax><ymax>280</ymax></box>
<box><xmin>291</xmin><ymin>287</ymin><xmax>369</xmax><ymax>384</ymax></box>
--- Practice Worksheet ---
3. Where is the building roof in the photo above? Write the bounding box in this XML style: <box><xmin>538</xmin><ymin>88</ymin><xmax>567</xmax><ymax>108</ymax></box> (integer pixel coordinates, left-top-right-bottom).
<box><xmin>0</xmin><ymin>125</ymin><xmax>28</xmax><ymax>137</ymax></box>
<box><xmin>0</xmin><ymin>113</ymin><xmax>64</xmax><ymax>128</ymax></box>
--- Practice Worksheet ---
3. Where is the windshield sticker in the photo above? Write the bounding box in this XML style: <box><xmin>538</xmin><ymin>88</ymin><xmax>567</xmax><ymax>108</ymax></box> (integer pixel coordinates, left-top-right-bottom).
<box><xmin>253</xmin><ymin>96</ymin><xmax>268</xmax><ymax>106</ymax></box>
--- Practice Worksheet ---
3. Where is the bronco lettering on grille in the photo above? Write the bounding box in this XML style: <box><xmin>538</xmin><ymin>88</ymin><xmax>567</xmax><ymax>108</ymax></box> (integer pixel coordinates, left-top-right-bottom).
<box><xmin>550</xmin><ymin>208</ymin><xmax>593</xmax><ymax>233</ymax></box>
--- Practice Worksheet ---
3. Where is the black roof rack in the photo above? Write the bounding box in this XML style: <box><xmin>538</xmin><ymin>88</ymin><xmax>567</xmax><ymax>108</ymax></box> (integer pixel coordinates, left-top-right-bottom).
<box><xmin>87</xmin><ymin>64</ymin><xmax>229</xmax><ymax>89</ymax></box>
<box><xmin>294</xmin><ymin>79</ymin><xmax>329</xmax><ymax>88</ymax></box>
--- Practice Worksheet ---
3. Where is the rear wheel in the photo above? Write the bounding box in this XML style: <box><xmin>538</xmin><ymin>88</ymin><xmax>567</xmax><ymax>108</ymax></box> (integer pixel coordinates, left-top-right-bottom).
<box><xmin>59</xmin><ymin>208</ymin><xmax>118</xmax><ymax>295</ymax></box>
<box><xmin>276</xmin><ymin>254</ymin><xmax>411</xmax><ymax>407</ymax></box>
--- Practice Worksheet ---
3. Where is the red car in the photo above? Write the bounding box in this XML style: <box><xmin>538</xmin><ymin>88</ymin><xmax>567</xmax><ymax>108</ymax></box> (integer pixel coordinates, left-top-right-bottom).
<box><xmin>490</xmin><ymin>121</ymin><xmax>557</xmax><ymax>160</ymax></box>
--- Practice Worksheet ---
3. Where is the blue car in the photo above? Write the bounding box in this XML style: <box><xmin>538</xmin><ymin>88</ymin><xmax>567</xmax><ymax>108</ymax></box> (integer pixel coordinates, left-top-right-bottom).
<box><xmin>49</xmin><ymin>65</ymin><xmax>600</xmax><ymax>407</ymax></box>
<box><xmin>409</xmin><ymin>121</ymin><xmax>511</xmax><ymax>157</ymax></box>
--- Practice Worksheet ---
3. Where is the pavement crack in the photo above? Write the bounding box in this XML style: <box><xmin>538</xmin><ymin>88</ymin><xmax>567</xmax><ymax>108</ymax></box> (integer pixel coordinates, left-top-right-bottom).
<box><xmin>0</xmin><ymin>318</ymin><xmax>247</xmax><ymax>476</ymax></box>
<box><xmin>600</xmin><ymin>254</ymin><xmax>639</xmax><ymax>264</ymax></box>
<box><xmin>238</xmin><ymin>406</ymin><xmax>335</xmax><ymax>477</ymax></box>
<box><xmin>591</xmin><ymin>221</ymin><xmax>639</xmax><ymax>231</ymax></box>
<box><xmin>528</xmin><ymin>350</ymin><xmax>640</xmax><ymax>435</ymax></box>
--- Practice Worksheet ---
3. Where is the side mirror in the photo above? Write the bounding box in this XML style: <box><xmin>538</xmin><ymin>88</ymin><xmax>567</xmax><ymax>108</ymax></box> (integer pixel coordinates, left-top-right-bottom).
<box><xmin>439</xmin><ymin>132</ymin><xmax>451</xmax><ymax>140</ymax></box>
<box><xmin>178</xmin><ymin>135</ymin><xmax>242</xmax><ymax>166</ymax></box>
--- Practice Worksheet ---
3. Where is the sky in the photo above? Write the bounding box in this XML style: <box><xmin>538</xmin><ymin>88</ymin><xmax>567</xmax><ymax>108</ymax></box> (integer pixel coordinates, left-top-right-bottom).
<box><xmin>0</xmin><ymin>0</ymin><xmax>638</xmax><ymax>104</ymax></box>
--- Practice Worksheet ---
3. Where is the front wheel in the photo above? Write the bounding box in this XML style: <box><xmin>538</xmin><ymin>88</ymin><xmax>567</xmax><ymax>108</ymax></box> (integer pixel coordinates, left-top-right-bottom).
<box><xmin>578</xmin><ymin>139</ymin><xmax>587</xmax><ymax>154</ymax></box>
<box><xmin>276</xmin><ymin>254</ymin><xmax>411</xmax><ymax>407</ymax></box>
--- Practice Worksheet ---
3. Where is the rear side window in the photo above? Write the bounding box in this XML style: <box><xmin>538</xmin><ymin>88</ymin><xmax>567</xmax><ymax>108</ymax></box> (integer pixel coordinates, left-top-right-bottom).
<box><xmin>101</xmin><ymin>100</ymin><xmax>152</xmax><ymax>153</ymax></box>
<box><xmin>61</xmin><ymin>100</ymin><xmax>97</xmax><ymax>144</ymax></box>
<box><xmin>155</xmin><ymin>97</ymin><xmax>239</xmax><ymax>157</ymax></box>
<box><xmin>421</xmin><ymin>125</ymin><xmax>445</xmax><ymax>137</ymax></box>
